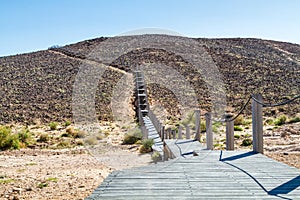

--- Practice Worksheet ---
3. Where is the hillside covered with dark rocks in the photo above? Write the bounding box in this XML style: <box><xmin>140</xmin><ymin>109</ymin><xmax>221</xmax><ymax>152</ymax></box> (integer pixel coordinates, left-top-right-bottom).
<box><xmin>0</xmin><ymin>35</ymin><xmax>299</xmax><ymax>124</ymax></box>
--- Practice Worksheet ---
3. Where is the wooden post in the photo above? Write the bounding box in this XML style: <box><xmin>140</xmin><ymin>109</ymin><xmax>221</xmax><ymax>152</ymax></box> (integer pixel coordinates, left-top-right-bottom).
<box><xmin>195</xmin><ymin>110</ymin><xmax>201</xmax><ymax>141</ymax></box>
<box><xmin>172</xmin><ymin>130</ymin><xmax>176</xmax><ymax>139</ymax></box>
<box><xmin>142</xmin><ymin>125</ymin><xmax>148</xmax><ymax>139</ymax></box>
<box><xmin>252</xmin><ymin>94</ymin><xmax>264</xmax><ymax>154</ymax></box>
<box><xmin>158</xmin><ymin>123</ymin><xmax>162</xmax><ymax>137</ymax></box>
<box><xmin>178</xmin><ymin>126</ymin><xmax>183</xmax><ymax>139</ymax></box>
<box><xmin>161</xmin><ymin>126</ymin><xmax>165</xmax><ymax>142</ymax></box>
<box><xmin>185</xmin><ymin>125</ymin><xmax>190</xmax><ymax>139</ymax></box>
<box><xmin>168</xmin><ymin>128</ymin><xmax>172</xmax><ymax>139</ymax></box>
<box><xmin>205</xmin><ymin>112</ymin><xmax>213</xmax><ymax>150</ymax></box>
<box><xmin>225</xmin><ymin>114</ymin><xmax>234</xmax><ymax>150</ymax></box>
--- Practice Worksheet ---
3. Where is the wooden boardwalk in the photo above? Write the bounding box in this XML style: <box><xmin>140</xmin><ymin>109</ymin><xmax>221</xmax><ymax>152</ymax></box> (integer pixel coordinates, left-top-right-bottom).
<box><xmin>86</xmin><ymin>149</ymin><xmax>300</xmax><ymax>199</ymax></box>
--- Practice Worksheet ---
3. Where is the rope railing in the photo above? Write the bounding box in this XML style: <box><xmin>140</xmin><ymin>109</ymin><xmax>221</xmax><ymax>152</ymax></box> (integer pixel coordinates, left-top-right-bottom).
<box><xmin>208</xmin><ymin>94</ymin><xmax>300</xmax><ymax>123</ymax></box>
<box><xmin>251</xmin><ymin>94</ymin><xmax>300</xmax><ymax>107</ymax></box>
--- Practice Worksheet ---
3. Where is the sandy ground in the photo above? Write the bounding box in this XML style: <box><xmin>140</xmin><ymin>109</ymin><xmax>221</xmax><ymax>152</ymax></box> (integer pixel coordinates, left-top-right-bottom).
<box><xmin>0</xmin><ymin>145</ymin><xmax>152</xmax><ymax>200</ymax></box>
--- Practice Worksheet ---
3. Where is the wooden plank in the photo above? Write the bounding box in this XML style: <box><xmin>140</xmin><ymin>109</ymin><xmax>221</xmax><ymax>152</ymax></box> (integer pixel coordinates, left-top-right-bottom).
<box><xmin>87</xmin><ymin>150</ymin><xmax>300</xmax><ymax>199</ymax></box>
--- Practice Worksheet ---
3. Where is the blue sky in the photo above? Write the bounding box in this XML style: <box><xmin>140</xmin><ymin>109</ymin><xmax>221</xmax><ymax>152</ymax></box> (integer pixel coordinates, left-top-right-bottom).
<box><xmin>1</xmin><ymin>0</ymin><xmax>300</xmax><ymax>56</ymax></box>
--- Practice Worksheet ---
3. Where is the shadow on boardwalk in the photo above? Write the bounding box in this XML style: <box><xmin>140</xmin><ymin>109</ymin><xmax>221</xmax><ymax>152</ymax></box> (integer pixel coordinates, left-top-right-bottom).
<box><xmin>220</xmin><ymin>151</ymin><xmax>300</xmax><ymax>200</ymax></box>
<box><xmin>87</xmin><ymin>149</ymin><xmax>300</xmax><ymax>200</ymax></box>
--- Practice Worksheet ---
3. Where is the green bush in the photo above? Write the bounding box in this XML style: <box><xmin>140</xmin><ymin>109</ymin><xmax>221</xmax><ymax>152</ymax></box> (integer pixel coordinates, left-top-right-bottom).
<box><xmin>241</xmin><ymin>138</ymin><xmax>252</xmax><ymax>146</ymax></box>
<box><xmin>122</xmin><ymin>128</ymin><xmax>142</xmax><ymax>145</ymax></box>
<box><xmin>49</xmin><ymin>122</ymin><xmax>58</xmax><ymax>130</ymax></box>
<box><xmin>212</xmin><ymin>125</ymin><xmax>218</xmax><ymax>133</ymax></box>
<box><xmin>139</xmin><ymin>139</ymin><xmax>154</xmax><ymax>153</ymax></box>
<box><xmin>234</xmin><ymin>126</ymin><xmax>243</xmax><ymax>131</ymax></box>
<box><xmin>288</xmin><ymin>117</ymin><xmax>300</xmax><ymax>124</ymax></box>
<box><xmin>64</xmin><ymin>121</ymin><xmax>71</xmax><ymax>127</ymax></box>
<box><xmin>274</xmin><ymin>115</ymin><xmax>287</xmax><ymax>126</ymax></box>
<box><xmin>37</xmin><ymin>182</ymin><xmax>48</xmax><ymax>188</ymax></box>
<box><xmin>0</xmin><ymin>126</ymin><xmax>11</xmax><ymax>149</ymax></box>
<box><xmin>265</xmin><ymin>118</ymin><xmax>274</xmax><ymax>125</ymax></box>
<box><xmin>7</xmin><ymin>134</ymin><xmax>20</xmax><ymax>150</ymax></box>
<box><xmin>200</xmin><ymin>121</ymin><xmax>206</xmax><ymax>132</ymax></box>
<box><xmin>234</xmin><ymin>134</ymin><xmax>240</xmax><ymax>139</ymax></box>
<box><xmin>18</xmin><ymin>129</ymin><xmax>32</xmax><ymax>145</ymax></box>
<box><xmin>0</xmin><ymin>179</ymin><xmax>14</xmax><ymax>184</ymax></box>
<box><xmin>0</xmin><ymin>126</ymin><xmax>20</xmax><ymax>150</ymax></box>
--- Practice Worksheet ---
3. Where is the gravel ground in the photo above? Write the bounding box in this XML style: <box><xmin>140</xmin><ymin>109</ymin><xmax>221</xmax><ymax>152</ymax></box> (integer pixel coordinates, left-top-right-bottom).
<box><xmin>0</xmin><ymin>146</ymin><xmax>152</xmax><ymax>200</ymax></box>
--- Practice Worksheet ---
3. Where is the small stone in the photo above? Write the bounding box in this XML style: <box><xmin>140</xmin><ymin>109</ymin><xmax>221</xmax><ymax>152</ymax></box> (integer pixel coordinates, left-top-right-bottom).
<box><xmin>283</xmin><ymin>152</ymin><xmax>289</xmax><ymax>155</ymax></box>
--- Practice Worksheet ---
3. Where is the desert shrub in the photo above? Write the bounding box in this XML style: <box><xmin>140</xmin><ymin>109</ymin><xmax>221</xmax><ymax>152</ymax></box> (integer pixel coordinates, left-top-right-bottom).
<box><xmin>49</xmin><ymin>122</ymin><xmax>58</xmax><ymax>130</ymax></box>
<box><xmin>288</xmin><ymin>117</ymin><xmax>300</xmax><ymax>124</ymax></box>
<box><xmin>241</xmin><ymin>138</ymin><xmax>252</xmax><ymax>146</ymax></box>
<box><xmin>0</xmin><ymin>179</ymin><xmax>14</xmax><ymax>184</ymax></box>
<box><xmin>76</xmin><ymin>140</ymin><xmax>84</xmax><ymax>146</ymax></box>
<box><xmin>234</xmin><ymin>134</ymin><xmax>240</xmax><ymax>139</ymax></box>
<box><xmin>265</xmin><ymin>118</ymin><xmax>274</xmax><ymax>125</ymax></box>
<box><xmin>64</xmin><ymin>121</ymin><xmax>71</xmax><ymax>127</ymax></box>
<box><xmin>84</xmin><ymin>136</ymin><xmax>98</xmax><ymax>145</ymax></box>
<box><xmin>18</xmin><ymin>129</ymin><xmax>32</xmax><ymax>146</ymax></box>
<box><xmin>61</xmin><ymin>133</ymin><xmax>71</xmax><ymax>137</ymax></box>
<box><xmin>57</xmin><ymin>140</ymin><xmax>71</xmax><ymax>148</ymax></box>
<box><xmin>65</xmin><ymin>127</ymin><xmax>86</xmax><ymax>138</ymax></box>
<box><xmin>234</xmin><ymin>115</ymin><xmax>244</xmax><ymax>126</ymax></box>
<box><xmin>212</xmin><ymin>125</ymin><xmax>218</xmax><ymax>133</ymax></box>
<box><xmin>6</xmin><ymin>134</ymin><xmax>20</xmax><ymax>150</ymax></box>
<box><xmin>135</xmin><ymin>140</ymin><xmax>142</xmax><ymax>145</ymax></box>
<box><xmin>274</xmin><ymin>115</ymin><xmax>287</xmax><ymax>126</ymax></box>
<box><xmin>38</xmin><ymin>134</ymin><xmax>49</xmax><ymax>143</ymax></box>
<box><xmin>151</xmin><ymin>151</ymin><xmax>162</xmax><ymax>163</ymax></box>
<box><xmin>122</xmin><ymin>128</ymin><xmax>142</xmax><ymax>145</ymax></box>
<box><xmin>213</xmin><ymin>122</ymin><xmax>222</xmax><ymax>128</ymax></box>
<box><xmin>234</xmin><ymin>126</ymin><xmax>243</xmax><ymax>131</ymax></box>
<box><xmin>200</xmin><ymin>121</ymin><xmax>206</xmax><ymax>132</ymax></box>
<box><xmin>0</xmin><ymin>126</ymin><xmax>20</xmax><ymax>150</ymax></box>
<box><xmin>76</xmin><ymin>130</ymin><xmax>86</xmax><ymax>138</ymax></box>
<box><xmin>139</xmin><ymin>139</ymin><xmax>154</xmax><ymax>153</ymax></box>
<box><xmin>37</xmin><ymin>182</ymin><xmax>48</xmax><ymax>188</ymax></box>
<box><xmin>0</xmin><ymin>126</ymin><xmax>11</xmax><ymax>149</ymax></box>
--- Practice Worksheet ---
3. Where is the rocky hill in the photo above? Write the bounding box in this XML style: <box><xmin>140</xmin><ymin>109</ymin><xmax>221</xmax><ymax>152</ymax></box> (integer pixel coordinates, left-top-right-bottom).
<box><xmin>0</xmin><ymin>35</ymin><xmax>299</xmax><ymax>124</ymax></box>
